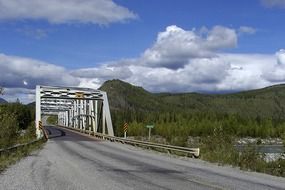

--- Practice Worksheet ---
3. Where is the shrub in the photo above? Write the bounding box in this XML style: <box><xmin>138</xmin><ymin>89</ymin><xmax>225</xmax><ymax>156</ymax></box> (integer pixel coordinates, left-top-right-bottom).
<box><xmin>0</xmin><ymin>114</ymin><xmax>19</xmax><ymax>148</ymax></box>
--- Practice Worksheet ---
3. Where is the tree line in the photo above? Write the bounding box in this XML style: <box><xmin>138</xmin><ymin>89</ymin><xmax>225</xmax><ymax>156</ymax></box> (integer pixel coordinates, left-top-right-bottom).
<box><xmin>112</xmin><ymin>109</ymin><xmax>285</xmax><ymax>140</ymax></box>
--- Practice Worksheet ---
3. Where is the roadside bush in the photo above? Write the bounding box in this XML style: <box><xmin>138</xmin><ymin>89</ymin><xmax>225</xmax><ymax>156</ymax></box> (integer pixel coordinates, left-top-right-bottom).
<box><xmin>0</xmin><ymin>114</ymin><xmax>19</xmax><ymax>148</ymax></box>
<box><xmin>267</xmin><ymin>159</ymin><xmax>285</xmax><ymax>177</ymax></box>
<box><xmin>238</xmin><ymin>146</ymin><xmax>264</xmax><ymax>170</ymax></box>
<box><xmin>0</xmin><ymin>102</ymin><xmax>35</xmax><ymax>148</ymax></box>
<box><xmin>0</xmin><ymin>103</ymin><xmax>32</xmax><ymax>130</ymax></box>
<box><xmin>200</xmin><ymin>127</ymin><xmax>238</xmax><ymax>165</ymax></box>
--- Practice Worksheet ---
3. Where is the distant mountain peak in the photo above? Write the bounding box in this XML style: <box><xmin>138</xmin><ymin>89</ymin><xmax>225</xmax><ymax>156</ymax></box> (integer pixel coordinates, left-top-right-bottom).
<box><xmin>100</xmin><ymin>79</ymin><xmax>150</xmax><ymax>95</ymax></box>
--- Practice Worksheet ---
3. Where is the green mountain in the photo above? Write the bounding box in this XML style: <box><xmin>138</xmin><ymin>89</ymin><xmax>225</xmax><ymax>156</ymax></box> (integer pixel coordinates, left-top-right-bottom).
<box><xmin>100</xmin><ymin>80</ymin><xmax>285</xmax><ymax>121</ymax></box>
<box><xmin>99</xmin><ymin>79</ymin><xmax>164</xmax><ymax>111</ymax></box>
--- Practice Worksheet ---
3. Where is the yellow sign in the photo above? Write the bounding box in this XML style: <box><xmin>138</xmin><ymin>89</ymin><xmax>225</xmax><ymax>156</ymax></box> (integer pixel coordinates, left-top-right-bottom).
<box><xmin>39</xmin><ymin>121</ymin><xmax>42</xmax><ymax>129</ymax></box>
<box><xmin>75</xmin><ymin>92</ymin><xmax>84</xmax><ymax>98</ymax></box>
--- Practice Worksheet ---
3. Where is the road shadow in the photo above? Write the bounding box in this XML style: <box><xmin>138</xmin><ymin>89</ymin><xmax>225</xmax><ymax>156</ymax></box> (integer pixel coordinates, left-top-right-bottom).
<box><xmin>44</xmin><ymin>126</ymin><xmax>100</xmax><ymax>142</ymax></box>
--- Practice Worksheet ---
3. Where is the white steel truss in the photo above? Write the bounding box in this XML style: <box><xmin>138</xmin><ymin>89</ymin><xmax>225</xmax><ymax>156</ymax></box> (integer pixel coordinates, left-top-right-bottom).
<box><xmin>35</xmin><ymin>85</ymin><xmax>114</xmax><ymax>138</ymax></box>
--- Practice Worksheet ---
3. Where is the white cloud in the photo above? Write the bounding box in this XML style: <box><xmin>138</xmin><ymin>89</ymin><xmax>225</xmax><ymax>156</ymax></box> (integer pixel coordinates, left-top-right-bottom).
<box><xmin>123</xmin><ymin>53</ymin><xmax>276</xmax><ymax>93</ymax></box>
<box><xmin>2</xmin><ymin>88</ymin><xmax>34</xmax><ymax>103</ymax></box>
<box><xmin>66</xmin><ymin>48</ymin><xmax>284</xmax><ymax>94</ymax></box>
<box><xmin>262</xmin><ymin>49</ymin><xmax>285</xmax><ymax>82</ymax></box>
<box><xmin>2</xmin><ymin>25</ymin><xmax>285</xmax><ymax>104</ymax></box>
<box><xmin>141</xmin><ymin>25</ymin><xmax>237</xmax><ymax>69</ymax></box>
<box><xmin>261</xmin><ymin>0</ymin><xmax>285</xmax><ymax>8</ymax></box>
<box><xmin>0</xmin><ymin>0</ymin><xmax>137</xmax><ymax>25</ymax></box>
<box><xmin>238</xmin><ymin>26</ymin><xmax>256</xmax><ymax>35</ymax></box>
<box><xmin>206</xmin><ymin>26</ymin><xmax>237</xmax><ymax>49</ymax></box>
<box><xmin>276</xmin><ymin>49</ymin><xmax>285</xmax><ymax>64</ymax></box>
<box><xmin>77</xmin><ymin>78</ymin><xmax>101</xmax><ymax>90</ymax></box>
<box><xmin>0</xmin><ymin>53</ymin><xmax>79</xmax><ymax>89</ymax></box>
<box><xmin>263</xmin><ymin>65</ymin><xmax>285</xmax><ymax>82</ymax></box>
<box><xmin>218</xmin><ymin>54</ymin><xmax>275</xmax><ymax>91</ymax></box>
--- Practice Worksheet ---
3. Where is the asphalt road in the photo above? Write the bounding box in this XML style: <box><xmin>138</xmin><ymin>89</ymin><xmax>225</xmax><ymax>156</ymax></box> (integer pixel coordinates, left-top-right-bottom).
<box><xmin>1</xmin><ymin>126</ymin><xmax>285</xmax><ymax>190</ymax></box>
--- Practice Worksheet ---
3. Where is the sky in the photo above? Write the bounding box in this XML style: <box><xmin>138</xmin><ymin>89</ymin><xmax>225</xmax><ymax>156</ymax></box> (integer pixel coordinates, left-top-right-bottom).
<box><xmin>0</xmin><ymin>0</ymin><xmax>285</xmax><ymax>103</ymax></box>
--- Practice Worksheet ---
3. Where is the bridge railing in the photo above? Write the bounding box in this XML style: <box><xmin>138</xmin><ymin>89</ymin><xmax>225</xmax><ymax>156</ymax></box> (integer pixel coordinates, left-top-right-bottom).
<box><xmin>59</xmin><ymin>125</ymin><xmax>200</xmax><ymax>158</ymax></box>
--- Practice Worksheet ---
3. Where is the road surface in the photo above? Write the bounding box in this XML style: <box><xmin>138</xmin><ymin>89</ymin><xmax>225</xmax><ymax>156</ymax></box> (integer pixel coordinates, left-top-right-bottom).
<box><xmin>0</xmin><ymin>126</ymin><xmax>285</xmax><ymax>190</ymax></box>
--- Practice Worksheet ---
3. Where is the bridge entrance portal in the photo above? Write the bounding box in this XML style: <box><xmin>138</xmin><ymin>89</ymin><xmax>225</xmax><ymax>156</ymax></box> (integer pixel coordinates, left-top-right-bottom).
<box><xmin>35</xmin><ymin>85</ymin><xmax>114</xmax><ymax>138</ymax></box>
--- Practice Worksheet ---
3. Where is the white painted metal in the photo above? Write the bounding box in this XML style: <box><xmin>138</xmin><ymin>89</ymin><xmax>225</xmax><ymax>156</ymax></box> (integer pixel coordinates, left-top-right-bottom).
<box><xmin>35</xmin><ymin>85</ymin><xmax>114</xmax><ymax>137</ymax></box>
<box><xmin>35</xmin><ymin>86</ymin><xmax>42</xmax><ymax>139</ymax></box>
<box><xmin>95</xmin><ymin>100</ymin><xmax>98</xmax><ymax>133</ymax></box>
<box><xmin>102</xmin><ymin>92</ymin><xmax>114</xmax><ymax>136</ymax></box>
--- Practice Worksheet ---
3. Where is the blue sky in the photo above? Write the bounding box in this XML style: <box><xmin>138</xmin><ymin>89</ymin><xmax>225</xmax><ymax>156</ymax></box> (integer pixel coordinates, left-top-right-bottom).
<box><xmin>0</xmin><ymin>0</ymin><xmax>285</xmax><ymax>103</ymax></box>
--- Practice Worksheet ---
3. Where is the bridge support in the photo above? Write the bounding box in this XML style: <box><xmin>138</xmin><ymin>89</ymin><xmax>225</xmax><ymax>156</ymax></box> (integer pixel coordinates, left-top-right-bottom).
<box><xmin>35</xmin><ymin>85</ymin><xmax>114</xmax><ymax>139</ymax></box>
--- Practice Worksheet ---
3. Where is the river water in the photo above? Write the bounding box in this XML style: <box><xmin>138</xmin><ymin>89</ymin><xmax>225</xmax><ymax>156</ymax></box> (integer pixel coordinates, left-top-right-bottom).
<box><xmin>235</xmin><ymin>144</ymin><xmax>285</xmax><ymax>153</ymax></box>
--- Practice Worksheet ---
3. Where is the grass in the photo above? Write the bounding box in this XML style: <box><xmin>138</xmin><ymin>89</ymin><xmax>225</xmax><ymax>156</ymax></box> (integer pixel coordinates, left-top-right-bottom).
<box><xmin>0</xmin><ymin>138</ymin><xmax>45</xmax><ymax>173</ymax></box>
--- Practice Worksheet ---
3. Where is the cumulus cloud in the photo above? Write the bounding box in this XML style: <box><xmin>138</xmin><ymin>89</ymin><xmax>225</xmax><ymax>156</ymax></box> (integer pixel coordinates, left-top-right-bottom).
<box><xmin>0</xmin><ymin>0</ymin><xmax>137</xmax><ymax>24</ymax></box>
<box><xmin>263</xmin><ymin>66</ymin><xmax>285</xmax><ymax>82</ymax></box>
<box><xmin>218</xmin><ymin>53</ymin><xmax>275</xmax><ymax>91</ymax></box>
<box><xmin>78</xmin><ymin>78</ymin><xmax>101</xmax><ymax>90</ymax></box>
<box><xmin>2</xmin><ymin>88</ymin><xmax>35</xmax><ymax>103</ymax></box>
<box><xmin>58</xmin><ymin>48</ymin><xmax>285</xmax><ymax>94</ymax></box>
<box><xmin>261</xmin><ymin>0</ymin><xmax>285</xmax><ymax>8</ymax></box>
<box><xmin>140</xmin><ymin>25</ymin><xmax>237</xmax><ymax>69</ymax></box>
<box><xmin>2</xmin><ymin>24</ymin><xmax>285</xmax><ymax>103</ymax></box>
<box><xmin>0</xmin><ymin>53</ymin><xmax>79</xmax><ymax>89</ymax></box>
<box><xmin>124</xmin><ymin>53</ymin><xmax>276</xmax><ymax>93</ymax></box>
<box><xmin>262</xmin><ymin>49</ymin><xmax>285</xmax><ymax>82</ymax></box>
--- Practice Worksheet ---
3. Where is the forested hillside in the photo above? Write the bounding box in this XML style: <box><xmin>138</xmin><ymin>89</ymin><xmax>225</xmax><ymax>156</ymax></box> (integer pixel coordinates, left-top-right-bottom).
<box><xmin>100</xmin><ymin>80</ymin><xmax>285</xmax><ymax>138</ymax></box>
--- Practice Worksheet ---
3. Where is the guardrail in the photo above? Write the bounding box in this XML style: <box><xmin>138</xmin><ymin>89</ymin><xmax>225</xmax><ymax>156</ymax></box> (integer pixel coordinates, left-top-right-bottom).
<box><xmin>58</xmin><ymin>126</ymin><xmax>200</xmax><ymax>158</ymax></box>
<box><xmin>0</xmin><ymin>127</ymin><xmax>47</xmax><ymax>155</ymax></box>
<box><xmin>0</xmin><ymin>138</ymin><xmax>44</xmax><ymax>155</ymax></box>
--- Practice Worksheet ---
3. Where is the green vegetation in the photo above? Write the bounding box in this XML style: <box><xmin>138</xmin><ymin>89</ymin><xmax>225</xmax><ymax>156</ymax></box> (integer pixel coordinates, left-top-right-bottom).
<box><xmin>101</xmin><ymin>80</ymin><xmax>285</xmax><ymax>138</ymax></box>
<box><xmin>0</xmin><ymin>101</ymin><xmax>44</xmax><ymax>172</ymax></box>
<box><xmin>100</xmin><ymin>80</ymin><xmax>285</xmax><ymax>177</ymax></box>
<box><xmin>0</xmin><ymin>102</ymin><xmax>36</xmax><ymax>148</ymax></box>
<box><xmin>199</xmin><ymin>129</ymin><xmax>285</xmax><ymax>177</ymax></box>
<box><xmin>47</xmin><ymin>115</ymin><xmax>58</xmax><ymax>125</ymax></box>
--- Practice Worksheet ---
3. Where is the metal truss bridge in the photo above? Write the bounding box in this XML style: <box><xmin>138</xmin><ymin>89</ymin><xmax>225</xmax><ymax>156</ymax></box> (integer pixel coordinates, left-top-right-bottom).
<box><xmin>35</xmin><ymin>85</ymin><xmax>114</xmax><ymax>138</ymax></box>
